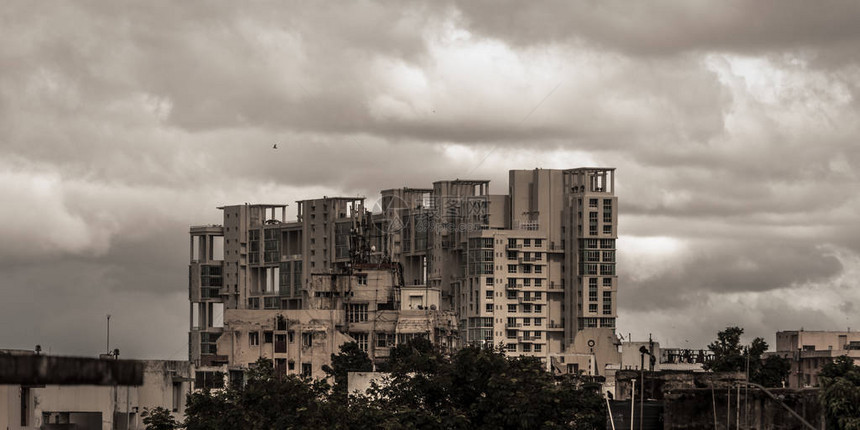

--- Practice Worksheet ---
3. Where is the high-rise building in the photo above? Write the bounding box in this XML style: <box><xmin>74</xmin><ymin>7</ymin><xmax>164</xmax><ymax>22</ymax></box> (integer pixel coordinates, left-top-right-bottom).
<box><xmin>187</xmin><ymin>168</ymin><xmax>620</xmax><ymax>383</ymax></box>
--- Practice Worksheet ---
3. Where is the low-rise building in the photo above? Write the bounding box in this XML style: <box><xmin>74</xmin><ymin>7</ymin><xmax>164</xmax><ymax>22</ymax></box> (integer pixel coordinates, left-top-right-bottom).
<box><xmin>0</xmin><ymin>350</ymin><xmax>191</xmax><ymax>430</ymax></box>
<box><xmin>769</xmin><ymin>329</ymin><xmax>860</xmax><ymax>388</ymax></box>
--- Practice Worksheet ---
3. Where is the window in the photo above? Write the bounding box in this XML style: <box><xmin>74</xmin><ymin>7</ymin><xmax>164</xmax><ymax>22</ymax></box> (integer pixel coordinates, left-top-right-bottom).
<box><xmin>523</xmin><ymin>304</ymin><xmax>532</xmax><ymax>313</ymax></box>
<box><xmin>485</xmin><ymin>304</ymin><xmax>493</xmax><ymax>313</ymax></box>
<box><xmin>522</xmin><ymin>344</ymin><xmax>532</xmax><ymax>352</ymax></box>
<box><xmin>600</xmin><ymin>239</ymin><xmax>615</xmax><ymax>249</ymax></box>
<box><xmin>507</xmin><ymin>251</ymin><xmax>517</xmax><ymax>259</ymax></box>
<box><xmin>534</xmin><ymin>252</ymin><xmax>542</xmax><ymax>261</ymax></box>
<box><xmin>195</xmin><ymin>371</ymin><xmax>224</xmax><ymax>390</ymax></box>
<box><xmin>603</xmin><ymin>225</ymin><xmax>612</xmax><ymax>235</ymax></box>
<box><xmin>534</xmin><ymin>305</ymin><xmax>542</xmax><ymax>313</ymax></box>
<box><xmin>534</xmin><ymin>318</ymin><xmax>542</xmax><ymax>326</ymax></box>
<box><xmin>508</xmin><ymin>238</ymin><xmax>517</xmax><ymax>248</ymax></box>
<box><xmin>506</xmin><ymin>343</ymin><xmax>517</xmax><ymax>352</ymax></box>
<box><xmin>523</xmin><ymin>318</ymin><xmax>531</xmax><ymax>326</ymax></box>
<box><xmin>172</xmin><ymin>382</ymin><xmax>183</xmax><ymax>411</ymax></box>
<box><xmin>589</xmin><ymin>304</ymin><xmax>597</xmax><ymax>313</ymax></box>
<box><xmin>523</xmin><ymin>278</ymin><xmax>531</xmax><ymax>287</ymax></box>
<box><xmin>348</xmin><ymin>304</ymin><xmax>368</xmax><ymax>322</ymax></box>
<box><xmin>302</xmin><ymin>332</ymin><xmax>313</xmax><ymax>347</ymax></box>
<box><xmin>589</xmin><ymin>198</ymin><xmax>598</xmax><ymax>208</ymax></box>
<box><xmin>486</xmin><ymin>290</ymin><xmax>493</xmax><ymax>299</ymax></box>
<box><xmin>376</xmin><ymin>333</ymin><xmax>395</xmax><ymax>348</ymax></box>
<box><xmin>302</xmin><ymin>363</ymin><xmax>312</xmax><ymax>377</ymax></box>
<box><xmin>600</xmin><ymin>264</ymin><xmax>615</xmax><ymax>276</ymax></box>
<box><xmin>508</xmin><ymin>265</ymin><xmax>517</xmax><ymax>273</ymax></box>
<box><xmin>534</xmin><ymin>279</ymin><xmax>542</xmax><ymax>287</ymax></box>
<box><xmin>200</xmin><ymin>332</ymin><xmax>221</xmax><ymax>355</ymax></box>
<box><xmin>603</xmin><ymin>291</ymin><xmax>612</xmax><ymax>315</ymax></box>
<box><xmin>351</xmin><ymin>333</ymin><xmax>369</xmax><ymax>351</ymax></box>
<box><xmin>603</xmin><ymin>278</ymin><xmax>612</xmax><ymax>287</ymax></box>
<box><xmin>356</xmin><ymin>274</ymin><xmax>368</xmax><ymax>285</ymax></box>
<box><xmin>523</xmin><ymin>239</ymin><xmax>531</xmax><ymax>247</ymax></box>
<box><xmin>534</xmin><ymin>344</ymin><xmax>542</xmax><ymax>353</ymax></box>
<box><xmin>535</xmin><ymin>266</ymin><xmax>542</xmax><ymax>274</ymax></box>
<box><xmin>508</xmin><ymin>304</ymin><xmax>517</xmax><ymax>313</ymax></box>
<box><xmin>534</xmin><ymin>239</ymin><xmax>542</xmax><ymax>247</ymax></box>
<box><xmin>485</xmin><ymin>277</ymin><xmax>493</xmax><ymax>286</ymax></box>
<box><xmin>249</xmin><ymin>332</ymin><xmax>259</xmax><ymax>346</ymax></box>
<box><xmin>264</xmin><ymin>331</ymin><xmax>273</xmax><ymax>343</ymax></box>
<box><xmin>523</xmin><ymin>265</ymin><xmax>531</xmax><ymax>274</ymax></box>
<box><xmin>275</xmin><ymin>334</ymin><xmax>287</xmax><ymax>353</ymax></box>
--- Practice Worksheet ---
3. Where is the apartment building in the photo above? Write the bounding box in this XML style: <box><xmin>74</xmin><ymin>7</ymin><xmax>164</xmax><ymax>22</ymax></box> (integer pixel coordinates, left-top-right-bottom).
<box><xmin>188</xmin><ymin>167</ymin><xmax>621</xmax><ymax>381</ymax></box>
<box><xmin>770</xmin><ymin>329</ymin><xmax>860</xmax><ymax>388</ymax></box>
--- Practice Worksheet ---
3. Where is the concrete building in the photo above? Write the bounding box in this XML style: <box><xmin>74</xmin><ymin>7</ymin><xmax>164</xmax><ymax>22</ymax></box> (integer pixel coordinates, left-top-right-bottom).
<box><xmin>188</xmin><ymin>168</ymin><xmax>621</xmax><ymax>380</ymax></box>
<box><xmin>0</xmin><ymin>350</ymin><xmax>191</xmax><ymax>430</ymax></box>
<box><xmin>770</xmin><ymin>329</ymin><xmax>860</xmax><ymax>388</ymax></box>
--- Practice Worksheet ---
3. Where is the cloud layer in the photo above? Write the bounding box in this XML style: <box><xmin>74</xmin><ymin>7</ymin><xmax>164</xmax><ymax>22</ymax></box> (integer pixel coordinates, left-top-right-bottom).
<box><xmin>2</xmin><ymin>1</ymin><xmax>859</xmax><ymax>357</ymax></box>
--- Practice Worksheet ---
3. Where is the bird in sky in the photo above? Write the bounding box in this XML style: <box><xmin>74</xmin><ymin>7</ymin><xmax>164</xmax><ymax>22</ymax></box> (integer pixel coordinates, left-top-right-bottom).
<box><xmin>273</xmin><ymin>143</ymin><xmax>278</xmax><ymax>149</ymax></box>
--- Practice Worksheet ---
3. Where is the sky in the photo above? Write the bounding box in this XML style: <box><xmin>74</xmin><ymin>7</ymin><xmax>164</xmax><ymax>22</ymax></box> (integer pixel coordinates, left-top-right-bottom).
<box><xmin>2</xmin><ymin>1</ymin><xmax>860</xmax><ymax>359</ymax></box>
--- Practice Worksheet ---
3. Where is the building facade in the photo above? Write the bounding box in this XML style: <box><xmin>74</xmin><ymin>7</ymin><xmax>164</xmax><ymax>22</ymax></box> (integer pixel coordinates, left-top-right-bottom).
<box><xmin>188</xmin><ymin>168</ymin><xmax>620</xmax><ymax>381</ymax></box>
<box><xmin>0</xmin><ymin>350</ymin><xmax>190</xmax><ymax>430</ymax></box>
<box><xmin>771</xmin><ymin>329</ymin><xmax>860</xmax><ymax>388</ymax></box>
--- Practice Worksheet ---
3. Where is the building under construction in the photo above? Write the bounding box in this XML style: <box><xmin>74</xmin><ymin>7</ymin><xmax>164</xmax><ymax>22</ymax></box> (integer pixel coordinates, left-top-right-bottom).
<box><xmin>188</xmin><ymin>168</ymin><xmax>621</xmax><ymax>383</ymax></box>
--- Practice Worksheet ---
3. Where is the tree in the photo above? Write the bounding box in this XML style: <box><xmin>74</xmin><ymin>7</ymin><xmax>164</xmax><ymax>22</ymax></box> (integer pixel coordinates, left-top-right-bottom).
<box><xmin>183</xmin><ymin>347</ymin><xmax>607</xmax><ymax>429</ymax></box>
<box><xmin>704</xmin><ymin>326</ymin><xmax>790</xmax><ymax>387</ymax></box>
<box><xmin>370</xmin><ymin>345</ymin><xmax>605</xmax><ymax>429</ymax></box>
<box><xmin>184</xmin><ymin>358</ymin><xmax>336</xmax><ymax>430</ymax></box>
<box><xmin>141</xmin><ymin>407</ymin><xmax>179</xmax><ymax>430</ymax></box>
<box><xmin>819</xmin><ymin>355</ymin><xmax>860</xmax><ymax>430</ymax></box>
<box><xmin>322</xmin><ymin>341</ymin><xmax>373</xmax><ymax>395</ymax></box>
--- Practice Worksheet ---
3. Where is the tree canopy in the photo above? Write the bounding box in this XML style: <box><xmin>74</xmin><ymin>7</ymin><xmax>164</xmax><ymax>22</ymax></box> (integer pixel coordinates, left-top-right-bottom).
<box><xmin>183</xmin><ymin>340</ymin><xmax>606</xmax><ymax>429</ymax></box>
<box><xmin>819</xmin><ymin>355</ymin><xmax>860</xmax><ymax>430</ymax></box>
<box><xmin>704</xmin><ymin>326</ymin><xmax>790</xmax><ymax>388</ymax></box>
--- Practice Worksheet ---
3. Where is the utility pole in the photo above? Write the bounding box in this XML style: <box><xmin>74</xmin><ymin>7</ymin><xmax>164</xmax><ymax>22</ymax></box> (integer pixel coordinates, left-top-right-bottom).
<box><xmin>630</xmin><ymin>379</ymin><xmax>636</xmax><ymax>430</ymax></box>
<box><xmin>106</xmin><ymin>314</ymin><xmax>111</xmax><ymax>354</ymax></box>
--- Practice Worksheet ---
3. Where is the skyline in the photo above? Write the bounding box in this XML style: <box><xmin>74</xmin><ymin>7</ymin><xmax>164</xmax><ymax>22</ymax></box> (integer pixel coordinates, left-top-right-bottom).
<box><xmin>2</xmin><ymin>1</ymin><xmax>860</xmax><ymax>359</ymax></box>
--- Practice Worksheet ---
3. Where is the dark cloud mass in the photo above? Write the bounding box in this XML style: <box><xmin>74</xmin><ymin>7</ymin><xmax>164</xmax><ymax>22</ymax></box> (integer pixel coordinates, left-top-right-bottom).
<box><xmin>1</xmin><ymin>0</ymin><xmax>859</xmax><ymax>357</ymax></box>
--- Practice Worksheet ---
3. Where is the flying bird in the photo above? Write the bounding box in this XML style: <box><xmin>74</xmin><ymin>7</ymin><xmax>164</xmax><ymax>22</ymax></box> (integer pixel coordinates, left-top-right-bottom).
<box><xmin>273</xmin><ymin>143</ymin><xmax>278</xmax><ymax>149</ymax></box>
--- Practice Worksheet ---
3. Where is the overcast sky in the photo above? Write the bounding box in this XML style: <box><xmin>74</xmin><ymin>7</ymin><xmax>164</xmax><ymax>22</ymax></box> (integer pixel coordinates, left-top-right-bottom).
<box><xmin>2</xmin><ymin>1</ymin><xmax>860</xmax><ymax>359</ymax></box>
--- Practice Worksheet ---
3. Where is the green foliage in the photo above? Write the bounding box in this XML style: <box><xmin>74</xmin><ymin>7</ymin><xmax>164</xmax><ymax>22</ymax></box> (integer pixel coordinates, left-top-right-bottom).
<box><xmin>369</xmin><ymin>343</ymin><xmax>605</xmax><ymax>429</ymax></box>
<box><xmin>183</xmin><ymin>343</ymin><xmax>606</xmax><ymax>429</ymax></box>
<box><xmin>141</xmin><ymin>406</ymin><xmax>179</xmax><ymax>430</ymax></box>
<box><xmin>184</xmin><ymin>358</ymin><xmax>334</xmax><ymax>430</ymax></box>
<box><xmin>819</xmin><ymin>355</ymin><xmax>860</xmax><ymax>430</ymax></box>
<box><xmin>323</xmin><ymin>341</ymin><xmax>373</xmax><ymax>395</ymax></box>
<box><xmin>704</xmin><ymin>326</ymin><xmax>790</xmax><ymax>387</ymax></box>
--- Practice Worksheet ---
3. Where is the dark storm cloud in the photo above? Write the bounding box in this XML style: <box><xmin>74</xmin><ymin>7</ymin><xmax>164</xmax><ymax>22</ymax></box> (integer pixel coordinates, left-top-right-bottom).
<box><xmin>2</xmin><ymin>0</ymin><xmax>859</xmax><ymax>357</ymax></box>
<box><xmin>455</xmin><ymin>0</ymin><xmax>860</xmax><ymax>56</ymax></box>
<box><xmin>620</xmin><ymin>239</ymin><xmax>843</xmax><ymax>312</ymax></box>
